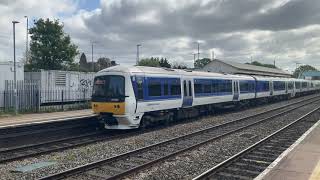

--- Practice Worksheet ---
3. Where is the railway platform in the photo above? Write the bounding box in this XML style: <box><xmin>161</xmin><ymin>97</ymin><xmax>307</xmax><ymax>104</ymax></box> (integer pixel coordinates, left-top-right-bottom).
<box><xmin>0</xmin><ymin>109</ymin><xmax>95</xmax><ymax>129</ymax></box>
<box><xmin>256</xmin><ymin>119</ymin><xmax>320</xmax><ymax>180</ymax></box>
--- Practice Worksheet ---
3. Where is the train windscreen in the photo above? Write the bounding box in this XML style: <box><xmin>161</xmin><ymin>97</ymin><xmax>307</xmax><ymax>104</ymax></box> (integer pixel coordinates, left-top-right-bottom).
<box><xmin>92</xmin><ymin>75</ymin><xmax>125</xmax><ymax>102</ymax></box>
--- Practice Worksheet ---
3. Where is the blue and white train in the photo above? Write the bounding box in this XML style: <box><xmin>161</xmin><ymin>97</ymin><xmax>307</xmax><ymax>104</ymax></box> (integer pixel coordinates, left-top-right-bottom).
<box><xmin>91</xmin><ymin>65</ymin><xmax>320</xmax><ymax>129</ymax></box>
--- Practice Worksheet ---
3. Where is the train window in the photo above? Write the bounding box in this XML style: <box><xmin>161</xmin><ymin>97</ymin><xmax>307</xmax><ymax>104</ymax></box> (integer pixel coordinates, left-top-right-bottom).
<box><xmin>240</xmin><ymin>81</ymin><xmax>249</xmax><ymax>93</ymax></box>
<box><xmin>256</xmin><ymin>81</ymin><xmax>269</xmax><ymax>92</ymax></box>
<box><xmin>163</xmin><ymin>81</ymin><xmax>169</xmax><ymax>96</ymax></box>
<box><xmin>274</xmin><ymin>81</ymin><xmax>285</xmax><ymax>91</ymax></box>
<box><xmin>148</xmin><ymin>80</ymin><xmax>161</xmax><ymax>97</ymax></box>
<box><xmin>212</xmin><ymin>80</ymin><xmax>218</xmax><ymax>93</ymax></box>
<box><xmin>183</xmin><ymin>80</ymin><xmax>187</xmax><ymax>96</ymax></box>
<box><xmin>137</xmin><ymin>78</ymin><xmax>144</xmax><ymax>100</ymax></box>
<box><xmin>225</xmin><ymin>80</ymin><xmax>233</xmax><ymax>93</ymax></box>
<box><xmin>170</xmin><ymin>79</ymin><xmax>181</xmax><ymax>96</ymax></box>
<box><xmin>204</xmin><ymin>83</ymin><xmax>211</xmax><ymax>93</ymax></box>
<box><xmin>189</xmin><ymin>81</ymin><xmax>192</xmax><ymax>96</ymax></box>
<box><xmin>92</xmin><ymin>75</ymin><xmax>125</xmax><ymax>102</ymax></box>
<box><xmin>295</xmin><ymin>81</ymin><xmax>301</xmax><ymax>89</ymax></box>
<box><xmin>302</xmin><ymin>82</ymin><xmax>308</xmax><ymax>88</ymax></box>
<box><xmin>194</xmin><ymin>80</ymin><xmax>203</xmax><ymax>94</ymax></box>
<box><xmin>288</xmin><ymin>82</ymin><xmax>294</xmax><ymax>90</ymax></box>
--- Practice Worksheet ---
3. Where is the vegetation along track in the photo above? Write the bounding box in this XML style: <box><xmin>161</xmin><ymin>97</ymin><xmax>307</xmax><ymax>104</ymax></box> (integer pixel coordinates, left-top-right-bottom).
<box><xmin>38</xmin><ymin>96</ymin><xmax>320</xmax><ymax>180</ymax></box>
<box><xmin>193</xmin><ymin>106</ymin><xmax>320</xmax><ymax>180</ymax></box>
<box><xmin>0</xmin><ymin>95</ymin><xmax>318</xmax><ymax>164</ymax></box>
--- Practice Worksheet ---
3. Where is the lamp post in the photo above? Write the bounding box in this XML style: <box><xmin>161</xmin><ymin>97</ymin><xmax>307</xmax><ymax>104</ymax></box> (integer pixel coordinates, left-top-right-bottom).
<box><xmin>24</xmin><ymin>16</ymin><xmax>28</xmax><ymax>64</ymax></box>
<box><xmin>12</xmin><ymin>20</ymin><xmax>19</xmax><ymax>114</ymax></box>
<box><xmin>136</xmin><ymin>44</ymin><xmax>141</xmax><ymax>65</ymax></box>
<box><xmin>91</xmin><ymin>42</ymin><xmax>95</xmax><ymax>72</ymax></box>
<box><xmin>194</xmin><ymin>42</ymin><xmax>200</xmax><ymax>61</ymax></box>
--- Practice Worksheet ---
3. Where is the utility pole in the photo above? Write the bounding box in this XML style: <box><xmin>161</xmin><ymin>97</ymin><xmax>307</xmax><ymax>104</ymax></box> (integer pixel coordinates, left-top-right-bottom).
<box><xmin>24</xmin><ymin>16</ymin><xmax>28</xmax><ymax>64</ymax></box>
<box><xmin>194</xmin><ymin>42</ymin><xmax>200</xmax><ymax>61</ymax></box>
<box><xmin>91</xmin><ymin>42</ymin><xmax>94</xmax><ymax>72</ymax></box>
<box><xmin>12</xmin><ymin>20</ymin><xmax>19</xmax><ymax>114</ymax></box>
<box><xmin>192</xmin><ymin>53</ymin><xmax>197</xmax><ymax>67</ymax></box>
<box><xmin>211</xmin><ymin>50</ymin><xmax>215</xmax><ymax>60</ymax></box>
<box><xmin>136</xmin><ymin>44</ymin><xmax>141</xmax><ymax>65</ymax></box>
<box><xmin>197</xmin><ymin>42</ymin><xmax>200</xmax><ymax>61</ymax></box>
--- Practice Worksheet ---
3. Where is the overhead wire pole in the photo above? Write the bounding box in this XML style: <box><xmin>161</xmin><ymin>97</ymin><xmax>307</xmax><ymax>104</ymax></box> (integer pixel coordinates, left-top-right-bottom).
<box><xmin>12</xmin><ymin>20</ymin><xmax>20</xmax><ymax>115</ymax></box>
<box><xmin>197</xmin><ymin>42</ymin><xmax>200</xmax><ymax>61</ymax></box>
<box><xmin>91</xmin><ymin>42</ymin><xmax>94</xmax><ymax>72</ymax></box>
<box><xmin>136</xmin><ymin>44</ymin><xmax>141</xmax><ymax>65</ymax></box>
<box><xmin>24</xmin><ymin>16</ymin><xmax>28</xmax><ymax>64</ymax></box>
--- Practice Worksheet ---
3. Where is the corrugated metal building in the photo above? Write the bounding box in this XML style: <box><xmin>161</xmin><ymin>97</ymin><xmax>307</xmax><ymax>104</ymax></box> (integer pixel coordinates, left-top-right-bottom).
<box><xmin>25</xmin><ymin>70</ymin><xmax>95</xmax><ymax>104</ymax></box>
<box><xmin>0</xmin><ymin>61</ymin><xmax>24</xmax><ymax>91</ymax></box>
<box><xmin>202</xmin><ymin>59</ymin><xmax>292</xmax><ymax>77</ymax></box>
<box><xmin>0</xmin><ymin>62</ymin><xmax>24</xmax><ymax>108</ymax></box>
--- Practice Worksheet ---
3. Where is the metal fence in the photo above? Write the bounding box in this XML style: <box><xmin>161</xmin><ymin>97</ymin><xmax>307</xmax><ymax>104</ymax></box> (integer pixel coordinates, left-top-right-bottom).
<box><xmin>0</xmin><ymin>80</ymin><xmax>92</xmax><ymax>113</ymax></box>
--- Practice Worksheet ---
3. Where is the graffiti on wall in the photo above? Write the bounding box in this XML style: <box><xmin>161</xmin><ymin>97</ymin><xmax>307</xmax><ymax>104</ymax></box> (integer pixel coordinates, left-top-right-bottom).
<box><xmin>80</xmin><ymin>79</ymin><xmax>93</xmax><ymax>89</ymax></box>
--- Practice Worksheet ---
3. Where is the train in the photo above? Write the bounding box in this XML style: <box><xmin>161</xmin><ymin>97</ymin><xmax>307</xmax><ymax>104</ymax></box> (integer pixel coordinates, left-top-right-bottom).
<box><xmin>91</xmin><ymin>65</ymin><xmax>320</xmax><ymax>129</ymax></box>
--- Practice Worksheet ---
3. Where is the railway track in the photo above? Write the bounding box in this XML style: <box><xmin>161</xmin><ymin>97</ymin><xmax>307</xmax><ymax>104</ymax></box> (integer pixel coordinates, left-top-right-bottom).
<box><xmin>38</xmin><ymin>96</ymin><xmax>320</xmax><ymax>180</ymax></box>
<box><xmin>193</xmin><ymin>106</ymin><xmax>320</xmax><ymax>180</ymax></box>
<box><xmin>0</xmin><ymin>115</ymin><xmax>99</xmax><ymax>148</ymax></box>
<box><xmin>1</xmin><ymin>95</ymin><xmax>318</xmax><ymax>164</ymax></box>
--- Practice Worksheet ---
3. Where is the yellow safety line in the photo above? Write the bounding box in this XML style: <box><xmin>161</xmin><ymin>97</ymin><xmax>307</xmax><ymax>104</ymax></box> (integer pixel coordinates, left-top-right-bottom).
<box><xmin>309</xmin><ymin>160</ymin><xmax>320</xmax><ymax>180</ymax></box>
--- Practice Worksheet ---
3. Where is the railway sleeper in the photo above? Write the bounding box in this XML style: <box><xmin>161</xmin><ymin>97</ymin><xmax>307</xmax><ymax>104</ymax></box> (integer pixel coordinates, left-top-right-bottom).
<box><xmin>223</xmin><ymin>167</ymin><xmax>261</xmax><ymax>177</ymax></box>
<box><xmin>216</xmin><ymin>171</ymin><xmax>253</xmax><ymax>180</ymax></box>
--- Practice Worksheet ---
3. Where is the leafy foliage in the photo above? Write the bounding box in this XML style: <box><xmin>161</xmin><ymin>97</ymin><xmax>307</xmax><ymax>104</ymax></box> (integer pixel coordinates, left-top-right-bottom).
<box><xmin>293</xmin><ymin>65</ymin><xmax>317</xmax><ymax>78</ymax></box>
<box><xmin>138</xmin><ymin>57</ymin><xmax>171</xmax><ymax>68</ymax></box>
<box><xmin>194</xmin><ymin>58</ymin><xmax>212</xmax><ymax>68</ymax></box>
<box><xmin>245</xmin><ymin>61</ymin><xmax>277</xmax><ymax>69</ymax></box>
<box><xmin>28</xmin><ymin>18</ymin><xmax>78</xmax><ymax>71</ymax></box>
<box><xmin>172</xmin><ymin>61</ymin><xmax>188</xmax><ymax>69</ymax></box>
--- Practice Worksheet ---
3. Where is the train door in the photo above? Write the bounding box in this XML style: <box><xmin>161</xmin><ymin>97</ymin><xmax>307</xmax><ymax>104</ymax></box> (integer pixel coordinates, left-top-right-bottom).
<box><xmin>233</xmin><ymin>80</ymin><xmax>239</xmax><ymax>101</ymax></box>
<box><xmin>270</xmin><ymin>81</ymin><xmax>273</xmax><ymax>95</ymax></box>
<box><xmin>182</xmin><ymin>79</ymin><xmax>193</xmax><ymax>107</ymax></box>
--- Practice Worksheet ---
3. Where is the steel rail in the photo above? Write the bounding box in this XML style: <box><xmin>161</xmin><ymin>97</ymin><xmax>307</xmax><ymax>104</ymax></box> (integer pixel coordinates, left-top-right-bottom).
<box><xmin>193</xmin><ymin>107</ymin><xmax>320</xmax><ymax>180</ymax></box>
<box><xmin>1</xmin><ymin>95</ymin><xmax>318</xmax><ymax>164</ymax></box>
<box><xmin>38</xmin><ymin>96</ymin><xmax>320</xmax><ymax>180</ymax></box>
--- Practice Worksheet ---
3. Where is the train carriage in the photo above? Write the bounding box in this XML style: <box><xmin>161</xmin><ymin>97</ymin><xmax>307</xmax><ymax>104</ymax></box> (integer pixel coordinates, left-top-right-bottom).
<box><xmin>92</xmin><ymin>65</ymin><xmax>317</xmax><ymax>130</ymax></box>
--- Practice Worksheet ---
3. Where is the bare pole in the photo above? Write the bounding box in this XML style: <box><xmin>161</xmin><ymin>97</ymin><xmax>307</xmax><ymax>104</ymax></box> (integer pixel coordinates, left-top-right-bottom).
<box><xmin>24</xmin><ymin>16</ymin><xmax>28</xmax><ymax>64</ymax></box>
<box><xmin>91</xmin><ymin>42</ymin><xmax>94</xmax><ymax>72</ymax></box>
<box><xmin>197</xmin><ymin>42</ymin><xmax>200</xmax><ymax>61</ymax></box>
<box><xmin>12</xmin><ymin>20</ymin><xmax>20</xmax><ymax>114</ymax></box>
<box><xmin>136</xmin><ymin>44</ymin><xmax>141</xmax><ymax>65</ymax></box>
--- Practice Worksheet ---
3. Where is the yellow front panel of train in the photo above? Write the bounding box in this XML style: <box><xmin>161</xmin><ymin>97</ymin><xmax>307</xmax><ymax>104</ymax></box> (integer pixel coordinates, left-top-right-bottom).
<box><xmin>92</xmin><ymin>102</ymin><xmax>125</xmax><ymax>115</ymax></box>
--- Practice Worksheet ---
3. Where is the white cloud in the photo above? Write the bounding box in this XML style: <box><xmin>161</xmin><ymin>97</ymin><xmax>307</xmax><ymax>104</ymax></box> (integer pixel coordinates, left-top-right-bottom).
<box><xmin>1</xmin><ymin>0</ymin><xmax>320</xmax><ymax>72</ymax></box>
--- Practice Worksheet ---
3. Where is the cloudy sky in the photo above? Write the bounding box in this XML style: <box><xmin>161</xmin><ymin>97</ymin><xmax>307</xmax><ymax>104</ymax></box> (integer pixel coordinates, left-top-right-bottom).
<box><xmin>0</xmin><ymin>0</ymin><xmax>319</xmax><ymax>72</ymax></box>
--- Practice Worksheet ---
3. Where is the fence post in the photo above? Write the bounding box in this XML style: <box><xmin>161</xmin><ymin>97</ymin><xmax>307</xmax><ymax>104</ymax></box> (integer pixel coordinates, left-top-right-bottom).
<box><xmin>61</xmin><ymin>90</ymin><xmax>64</xmax><ymax>111</ymax></box>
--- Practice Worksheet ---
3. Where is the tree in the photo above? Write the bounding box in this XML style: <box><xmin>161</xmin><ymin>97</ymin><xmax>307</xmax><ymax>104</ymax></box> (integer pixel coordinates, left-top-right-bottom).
<box><xmin>138</xmin><ymin>57</ymin><xmax>160</xmax><ymax>67</ymax></box>
<box><xmin>159</xmin><ymin>58</ymin><xmax>171</xmax><ymax>68</ymax></box>
<box><xmin>246</xmin><ymin>61</ymin><xmax>277</xmax><ymax>69</ymax></box>
<box><xmin>79</xmin><ymin>53</ymin><xmax>88</xmax><ymax>71</ymax></box>
<box><xmin>194</xmin><ymin>58</ymin><xmax>212</xmax><ymax>69</ymax></box>
<box><xmin>97</xmin><ymin>57</ymin><xmax>111</xmax><ymax>71</ymax></box>
<box><xmin>172</xmin><ymin>61</ymin><xmax>188</xmax><ymax>69</ymax></box>
<box><xmin>28</xmin><ymin>18</ymin><xmax>78</xmax><ymax>70</ymax></box>
<box><xmin>293</xmin><ymin>65</ymin><xmax>317</xmax><ymax>78</ymax></box>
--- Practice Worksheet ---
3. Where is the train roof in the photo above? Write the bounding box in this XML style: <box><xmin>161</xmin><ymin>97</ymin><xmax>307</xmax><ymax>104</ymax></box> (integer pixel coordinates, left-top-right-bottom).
<box><xmin>99</xmin><ymin>65</ymin><xmax>254</xmax><ymax>80</ymax></box>
<box><xmin>98</xmin><ymin>65</ymin><xmax>313</xmax><ymax>82</ymax></box>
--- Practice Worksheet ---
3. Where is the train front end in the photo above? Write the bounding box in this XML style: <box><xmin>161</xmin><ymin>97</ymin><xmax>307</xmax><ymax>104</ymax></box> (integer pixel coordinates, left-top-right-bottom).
<box><xmin>91</xmin><ymin>67</ymin><xmax>139</xmax><ymax>129</ymax></box>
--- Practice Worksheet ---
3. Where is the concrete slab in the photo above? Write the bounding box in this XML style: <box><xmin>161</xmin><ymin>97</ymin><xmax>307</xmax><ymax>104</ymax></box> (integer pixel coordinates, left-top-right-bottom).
<box><xmin>11</xmin><ymin>161</ymin><xmax>56</xmax><ymax>173</ymax></box>
<box><xmin>0</xmin><ymin>109</ymin><xmax>95</xmax><ymax>128</ymax></box>
<box><xmin>256</xmin><ymin>119</ymin><xmax>320</xmax><ymax>180</ymax></box>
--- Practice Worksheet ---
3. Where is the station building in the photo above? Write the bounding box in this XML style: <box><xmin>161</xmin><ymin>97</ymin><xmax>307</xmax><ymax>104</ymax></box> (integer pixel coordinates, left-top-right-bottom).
<box><xmin>299</xmin><ymin>71</ymin><xmax>320</xmax><ymax>80</ymax></box>
<box><xmin>202</xmin><ymin>59</ymin><xmax>292</xmax><ymax>78</ymax></box>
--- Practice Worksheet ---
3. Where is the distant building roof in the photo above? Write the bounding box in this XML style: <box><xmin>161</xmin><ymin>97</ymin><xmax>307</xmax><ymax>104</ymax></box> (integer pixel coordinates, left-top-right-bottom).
<box><xmin>300</xmin><ymin>71</ymin><xmax>320</xmax><ymax>80</ymax></box>
<box><xmin>203</xmin><ymin>59</ymin><xmax>292</xmax><ymax>77</ymax></box>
